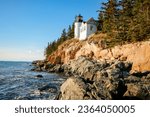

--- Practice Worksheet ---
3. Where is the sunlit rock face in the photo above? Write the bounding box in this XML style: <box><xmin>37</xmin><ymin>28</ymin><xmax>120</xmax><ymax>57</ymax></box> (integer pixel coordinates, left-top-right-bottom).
<box><xmin>48</xmin><ymin>35</ymin><xmax>150</xmax><ymax>72</ymax></box>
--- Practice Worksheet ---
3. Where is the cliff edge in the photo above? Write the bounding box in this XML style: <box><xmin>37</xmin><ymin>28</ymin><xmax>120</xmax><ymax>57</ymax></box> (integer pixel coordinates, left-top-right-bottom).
<box><xmin>48</xmin><ymin>34</ymin><xmax>150</xmax><ymax>72</ymax></box>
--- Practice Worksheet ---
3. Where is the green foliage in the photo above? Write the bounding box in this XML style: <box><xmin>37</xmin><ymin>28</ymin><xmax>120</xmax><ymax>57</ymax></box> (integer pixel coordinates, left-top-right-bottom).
<box><xmin>97</xmin><ymin>12</ymin><xmax>104</xmax><ymax>30</ymax></box>
<box><xmin>67</xmin><ymin>24</ymin><xmax>74</xmax><ymax>39</ymax></box>
<box><xmin>100</xmin><ymin>0</ymin><xmax>120</xmax><ymax>33</ymax></box>
<box><xmin>44</xmin><ymin>22</ymin><xmax>74</xmax><ymax>58</ymax></box>
<box><xmin>130</xmin><ymin>0</ymin><xmax>150</xmax><ymax>41</ymax></box>
<box><xmin>98</xmin><ymin>0</ymin><xmax>150</xmax><ymax>42</ymax></box>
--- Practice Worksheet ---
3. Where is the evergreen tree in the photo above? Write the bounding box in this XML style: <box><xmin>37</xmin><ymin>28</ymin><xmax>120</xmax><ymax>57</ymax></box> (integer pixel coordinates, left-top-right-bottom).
<box><xmin>97</xmin><ymin>11</ymin><xmax>104</xmax><ymax>31</ymax></box>
<box><xmin>98</xmin><ymin>0</ymin><xmax>150</xmax><ymax>42</ymax></box>
<box><xmin>67</xmin><ymin>24</ymin><xmax>74</xmax><ymax>39</ymax></box>
<box><xmin>117</xmin><ymin>0</ymin><xmax>135</xmax><ymax>41</ymax></box>
<box><xmin>44</xmin><ymin>41</ymin><xmax>57</xmax><ymax>58</ymax></box>
<box><xmin>101</xmin><ymin>0</ymin><xmax>119</xmax><ymax>34</ymax></box>
<box><xmin>130</xmin><ymin>0</ymin><xmax>150</xmax><ymax>41</ymax></box>
<box><xmin>61</xmin><ymin>29</ymin><xmax>67</xmax><ymax>41</ymax></box>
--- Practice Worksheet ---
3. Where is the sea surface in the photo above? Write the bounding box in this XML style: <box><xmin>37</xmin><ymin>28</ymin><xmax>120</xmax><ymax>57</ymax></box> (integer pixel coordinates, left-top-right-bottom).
<box><xmin>0</xmin><ymin>61</ymin><xmax>65</xmax><ymax>100</ymax></box>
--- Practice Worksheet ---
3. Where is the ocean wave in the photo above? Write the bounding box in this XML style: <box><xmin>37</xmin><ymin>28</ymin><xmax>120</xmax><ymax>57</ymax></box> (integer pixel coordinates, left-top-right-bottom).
<box><xmin>0</xmin><ymin>61</ymin><xmax>65</xmax><ymax>100</ymax></box>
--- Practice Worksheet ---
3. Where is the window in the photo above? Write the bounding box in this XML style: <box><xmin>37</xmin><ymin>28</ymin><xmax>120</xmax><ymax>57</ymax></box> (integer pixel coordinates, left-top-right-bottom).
<box><xmin>90</xmin><ymin>26</ymin><xmax>93</xmax><ymax>31</ymax></box>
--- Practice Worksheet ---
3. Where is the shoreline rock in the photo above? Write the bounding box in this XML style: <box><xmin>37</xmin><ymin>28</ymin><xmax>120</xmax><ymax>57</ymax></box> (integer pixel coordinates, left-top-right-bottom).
<box><xmin>32</xmin><ymin>56</ymin><xmax>150</xmax><ymax>100</ymax></box>
<box><xmin>36</xmin><ymin>74</ymin><xmax>43</xmax><ymax>78</ymax></box>
<box><xmin>31</xmin><ymin>60</ymin><xmax>64</xmax><ymax>73</ymax></box>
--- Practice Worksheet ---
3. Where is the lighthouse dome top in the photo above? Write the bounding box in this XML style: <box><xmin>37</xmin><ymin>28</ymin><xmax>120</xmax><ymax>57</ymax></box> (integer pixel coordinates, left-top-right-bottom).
<box><xmin>75</xmin><ymin>14</ymin><xmax>83</xmax><ymax>22</ymax></box>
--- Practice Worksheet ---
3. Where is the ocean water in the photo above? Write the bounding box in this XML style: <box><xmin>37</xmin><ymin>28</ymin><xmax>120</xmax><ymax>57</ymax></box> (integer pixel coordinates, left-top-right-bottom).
<box><xmin>0</xmin><ymin>61</ymin><xmax>65</xmax><ymax>100</ymax></box>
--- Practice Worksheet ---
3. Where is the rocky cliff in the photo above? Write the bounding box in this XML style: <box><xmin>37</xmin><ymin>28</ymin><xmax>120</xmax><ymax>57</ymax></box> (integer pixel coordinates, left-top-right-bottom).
<box><xmin>48</xmin><ymin>34</ymin><xmax>150</xmax><ymax>72</ymax></box>
<box><xmin>33</xmin><ymin>34</ymin><xmax>150</xmax><ymax>100</ymax></box>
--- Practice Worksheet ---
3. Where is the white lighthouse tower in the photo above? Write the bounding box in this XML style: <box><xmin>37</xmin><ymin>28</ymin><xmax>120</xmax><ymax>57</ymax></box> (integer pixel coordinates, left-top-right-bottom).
<box><xmin>74</xmin><ymin>15</ymin><xmax>83</xmax><ymax>39</ymax></box>
<box><xmin>74</xmin><ymin>15</ymin><xmax>97</xmax><ymax>40</ymax></box>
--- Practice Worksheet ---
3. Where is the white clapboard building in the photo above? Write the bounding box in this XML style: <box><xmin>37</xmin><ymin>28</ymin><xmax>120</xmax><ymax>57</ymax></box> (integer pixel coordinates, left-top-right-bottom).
<box><xmin>74</xmin><ymin>15</ymin><xmax>97</xmax><ymax>40</ymax></box>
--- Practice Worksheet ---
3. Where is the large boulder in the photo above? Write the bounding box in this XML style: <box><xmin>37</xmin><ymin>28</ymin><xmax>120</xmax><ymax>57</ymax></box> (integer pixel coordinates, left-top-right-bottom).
<box><xmin>59</xmin><ymin>77</ymin><xmax>86</xmax><ymax>100</ymax></box>
<box><xmin>123</xmin><ymin>74</ymin><xmax>150</xmax><ymax>99</ymax></box>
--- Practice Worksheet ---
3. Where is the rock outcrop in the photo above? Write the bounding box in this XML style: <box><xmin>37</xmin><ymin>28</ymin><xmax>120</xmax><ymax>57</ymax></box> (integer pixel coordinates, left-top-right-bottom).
<box><xmin>47</xmin><ymin>35</ymin><xmax>150</xmax><ymax>72</ymax></box>
<box><xmin>55</xmin><ymin>56</ymin><xmax>150</xmax><ymax>100</ymax></box>
<box><xmin>96</xmin><ymin>41</ymin><xmax>150</xmax><ymax>72</ymax></box>
<box><xmin>32</xmin><ymin>56</ymin><xmax>150</xmax><ymax>100</ymax></box>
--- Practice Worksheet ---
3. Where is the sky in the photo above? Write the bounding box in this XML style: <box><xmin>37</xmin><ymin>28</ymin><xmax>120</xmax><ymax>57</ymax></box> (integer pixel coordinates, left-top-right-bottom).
<box><xmin>0</xmin><ymin>0</ymin><xmax>106</xmax><ymax>61</ymax></box>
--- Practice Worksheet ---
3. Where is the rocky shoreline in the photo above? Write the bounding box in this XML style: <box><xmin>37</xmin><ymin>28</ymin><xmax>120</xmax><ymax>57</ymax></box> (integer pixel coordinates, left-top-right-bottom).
<box><xmin>32</xmin><ymin>56</ymin><xmax>150</xmax><ymax>100</ymax></box>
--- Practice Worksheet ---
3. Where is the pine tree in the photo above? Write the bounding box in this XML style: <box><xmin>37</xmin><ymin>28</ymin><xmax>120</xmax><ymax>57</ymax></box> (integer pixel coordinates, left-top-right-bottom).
<box><xmin>60</xmin><ymin>29</ymin><xmax>67</xmax><ymax>42</ymax></box>
<box><xmin>101</xmin><ymin>0</ymin><xmax>119</xmax><ymax>34</ymax></box>
<box><xmin>130</xmin><ymin>0</ymin><xmax>150</xmax><ymax>41</ymax></box>
<box><xmin>44</xmin><ymin>41</ymin><xmax>57</xmax><ymax>58</ymax></box>
<box><xmin>97</xmin><ymin>11</ymin><xmax>104</xmax><ymax>31</ymax></box>
<box><xmin>67</xmin><ymin>24</ymin><xmax>74</xmax><ymax>39</ymax></box>
<box><xmin>116</xmin><ymin>0</ymin><xmax>135</xmax><ymax>41</ymax></box>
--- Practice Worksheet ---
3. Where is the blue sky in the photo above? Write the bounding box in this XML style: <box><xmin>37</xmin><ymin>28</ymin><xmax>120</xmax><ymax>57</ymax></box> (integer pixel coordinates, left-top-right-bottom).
<box><xmin>0</xmin><ymin>0</ymin><xmax>105</xmax><ymax>61</ymax></box>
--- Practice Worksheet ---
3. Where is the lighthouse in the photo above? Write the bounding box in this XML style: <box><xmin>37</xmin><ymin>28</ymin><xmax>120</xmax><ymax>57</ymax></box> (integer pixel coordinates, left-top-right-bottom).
<box><xmin>74</xmin><ymin>15</ymin><xmax>97</xmax><ymax>40</ymax></box>
<box><xmin>74</xmin><ymin>15</ymin><xmax>83</xmax><ymax>39</ymax></box>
